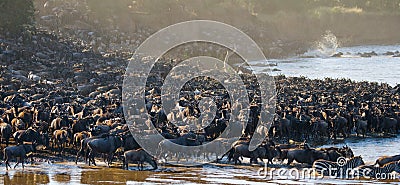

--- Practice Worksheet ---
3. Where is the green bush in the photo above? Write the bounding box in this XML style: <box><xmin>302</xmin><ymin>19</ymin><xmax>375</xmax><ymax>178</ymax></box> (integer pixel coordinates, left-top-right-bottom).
<box><xmin>0</xmin><ymin>0</ymin><xmax>34</xmax><ymax>36</ymax></box>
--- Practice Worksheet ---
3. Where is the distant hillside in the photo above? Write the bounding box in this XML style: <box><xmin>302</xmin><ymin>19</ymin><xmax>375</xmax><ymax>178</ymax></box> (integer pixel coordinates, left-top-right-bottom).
<box><xmin>33</xmin><ymin>0</ymin><xmax>400</xmax><ymax>58</ymax></box>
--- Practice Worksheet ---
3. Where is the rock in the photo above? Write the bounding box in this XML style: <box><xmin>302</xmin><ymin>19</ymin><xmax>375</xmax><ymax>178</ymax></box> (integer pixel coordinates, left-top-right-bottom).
<box><xmin>332</xmin><ymin>52</ymin><xmax>343</xmax><ymax>57</ymax></box>
<box><xmin>384</xmin><ymin>51</ymin><xmax>395</xmax><ymax>55</ymax></box>
<box><xmin>360</xmin><ymin>53</ymin><xmax>371</xmax><ymax>58</ymax></box>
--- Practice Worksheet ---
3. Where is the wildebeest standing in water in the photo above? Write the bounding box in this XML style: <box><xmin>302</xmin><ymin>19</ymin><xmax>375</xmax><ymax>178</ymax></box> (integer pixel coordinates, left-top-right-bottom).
<box><xmin>4</xmin><ymin>144</ymin><xmax>35</xmax><ymax>170</ymax></box>
<box><xmin>87</xmin><ymin>135</ymin><xmax>123</xmax><ymax>166</ymax></box>
<box><xmin>123</xmin><ymin>148</ymin><xmax>157</xmax><ymax>170</ymax></box>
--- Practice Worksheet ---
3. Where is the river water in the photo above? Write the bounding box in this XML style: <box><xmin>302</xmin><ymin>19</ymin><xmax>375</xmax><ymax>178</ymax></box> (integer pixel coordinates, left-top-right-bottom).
<box><xmin>251</xmin><ymin>44</ymin><xmax>400</xmax><ymax>87</ymax></box>
<box><xmin>251</xmin><ymin>45</ymin><xmax>400</xmax><ymax>86</ymax></box>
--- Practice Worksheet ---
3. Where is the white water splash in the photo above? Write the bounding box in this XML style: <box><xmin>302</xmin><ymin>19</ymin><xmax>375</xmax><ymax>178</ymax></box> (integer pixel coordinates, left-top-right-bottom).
<box><xmin>304</xmin><ymin>30</ymin><xmax>339</xmax><ymax>58</ymax></box>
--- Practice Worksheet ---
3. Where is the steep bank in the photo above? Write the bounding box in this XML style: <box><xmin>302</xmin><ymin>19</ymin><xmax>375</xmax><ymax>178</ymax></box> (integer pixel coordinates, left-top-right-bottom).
<box><xmin>32</xmin><ymin>0</ymin><xmax>400</xmax><ymax>58</ymax></box>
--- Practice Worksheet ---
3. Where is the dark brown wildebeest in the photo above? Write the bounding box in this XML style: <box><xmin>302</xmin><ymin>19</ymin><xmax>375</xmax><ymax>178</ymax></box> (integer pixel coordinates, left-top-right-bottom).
<box><xmin>13</xmin><ymin>128</ymin><xmax>42</xmax><ymax>145</ymax></box>
<box><xmin>353</xmin><ymin>117</ymin><xmax>368</xmax><ymax>137</ymax></box>
<box><xmin>34</xmin><ymin>107</ymin><xmax>50</xmax><ymax>123</ymax></box>
<box><xmin>375</xmin><ymin>154</ymin><xmax>400</xmax><ymax>167</ymax></box>
<box><xmin>87</xmin><ymin>135</ymin><xmax>123</xmax><ymax>166</ymax></box>
<box><xmin>279</xmin><ymin>115</ymin><xmax>292</xmax><ymax>137</ymax></box>
<box><xmin>379</xmin><ymin>117</ymin><xmax>397</xmax><ymax>134</ymax></box>
<box><xmin>316</xmin><ymin>145</ymin><xmax>354</xmax><ymax>162</ymax></box>
<box><xmin>75</xmin><ymin>133</ymin><xmax>108</xmax><ymax>164</ymax></box>
<box><xmin>123</xmin><ymin>148</ymin><xmax>157</xmax><ymax>170</ymax></box>
<box><xmin>232</xmin><ymin>143</ymin><xmax>267</xmax><ymax>165</ymax></box>
<box><xmin>331</xmin><ymin>115</ymin><xmax>348</xmax><ymax>140</ymax></box>
<box><xmin>285</xmin><ymin>148</ymin><xmax>329</xmax><ymax>165</ymax></box>
<box><xmin>157</xmin><ymin>132</ymin><xmax>198</xmax><ymax>161</ymax></box>
<box><xmin>72</xmin><ymin>117</ymin><xmax>94</xmax><ymax>134</ymax></box>
<box><xmin>312</xmin><ymin>119</ymin><xmax>329</xmax><ymax>138</ymax></box>
<box><xmin>260</xmin><ymin>143</ymin><xmax>280</xmax><ymax>165</ymax></box>
<box><xmin>4</xmin><ymin>144</ymin><xmax>35</xmax><ymax>170</ymax></box>
<box><xmin>121</xmin><ymin>132</ymin><xmax>141</xmax><ymax>151</ymax></box>
<box><xmin>0</xmin><ymin>122</ymin><xmax>12</xmax><ymax>147</ymax></box>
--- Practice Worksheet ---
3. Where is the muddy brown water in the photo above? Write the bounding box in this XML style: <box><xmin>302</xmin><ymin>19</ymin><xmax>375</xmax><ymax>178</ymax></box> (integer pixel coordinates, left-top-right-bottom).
<box><xmin>1</xmin><ymin>136</ymin><xmax>400</xmax><ymax>184</ymax></box>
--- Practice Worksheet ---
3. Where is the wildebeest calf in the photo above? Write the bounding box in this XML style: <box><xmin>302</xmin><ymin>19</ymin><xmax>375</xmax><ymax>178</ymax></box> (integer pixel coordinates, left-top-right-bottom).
<box><xmin>123</xmin><ymin>148</ymin><xmax>157</xmax><ymax>170</ymax></box>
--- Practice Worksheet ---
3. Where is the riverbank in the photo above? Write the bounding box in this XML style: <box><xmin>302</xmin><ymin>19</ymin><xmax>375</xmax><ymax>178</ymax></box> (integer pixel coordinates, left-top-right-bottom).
<box><xmin>32</xmin><ymin>0</ymin><xmax>400</xmax><ymax>59</ymax></box>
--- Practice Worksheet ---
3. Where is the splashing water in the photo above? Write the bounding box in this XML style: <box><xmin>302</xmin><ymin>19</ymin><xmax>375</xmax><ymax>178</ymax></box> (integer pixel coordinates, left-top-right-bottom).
<box><xmin>304</xmin><ymin>30</ymin><xmax>339</xmax><ymax>58</ymax></box>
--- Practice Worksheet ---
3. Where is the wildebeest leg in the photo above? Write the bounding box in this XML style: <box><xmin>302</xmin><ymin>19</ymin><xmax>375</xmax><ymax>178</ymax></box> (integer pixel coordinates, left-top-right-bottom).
<box><xmin>107</xmin><ymin>152</ymin><xmax>114</xmax><ymax>167</ymax></box>
<box><xmin>287</xmin><ymin>157</ymin><xmax>293</xmax><ymax>165</ymax></box>
<box><xmin>137</xmin><ymin>161</ymin><xmax>140</xmax><ymax>170</ymax></box>
<box><xmin>14</xmin><ymin>157</ymin><xmax>20</xmax><ymax>169</ymax></box>
<box><xmin>75</xmin><ymin>151</ymin><xmax>81</xmax><ymax>164</ymax></box>
<box><xmin>84</xmin><ymin>150</ymin><xmax>90</xmax><ymax>164</ymax></box>
<box><xmin>91</xmin><ymin>154</ymin><xmax>96</xmax><ymax>166</ymax></box>
<box><xmin>5</xmin><ymin>157</ymin><xmax>10</xmax><ymax>170</ymax></box>
<box><xmin>88</xmin><ymin>150</ymin><xmax>96</xmax><ymax>166</ymax></box>
<box><xmin>176</xmin><ymin>152</ymin><xmax>180</xmax><ymax>162</ymax></box>
<box><xmin>21</xmin><ymin>156</ymin><xmax>25</xmax><ymax>169</ymax></box>
<box><xmin>125</xmin><ymin>160</ymin><xmax>128</xmax><ymax>170</ymax></box>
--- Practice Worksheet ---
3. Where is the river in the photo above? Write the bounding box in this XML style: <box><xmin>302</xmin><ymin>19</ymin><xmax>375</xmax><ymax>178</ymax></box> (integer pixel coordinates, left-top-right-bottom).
<box><xmin>251</xmin><ymin>44</ymin><xmax>400</xmax><ymax>87</ymax></box>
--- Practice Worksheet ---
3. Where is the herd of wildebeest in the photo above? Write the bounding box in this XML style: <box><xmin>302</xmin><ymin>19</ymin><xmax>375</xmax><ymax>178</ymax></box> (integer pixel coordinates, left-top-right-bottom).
<box><xmin>1</xmin><ymin>31</ymin><xmax>400</xmax><ymax>178</ymax></box>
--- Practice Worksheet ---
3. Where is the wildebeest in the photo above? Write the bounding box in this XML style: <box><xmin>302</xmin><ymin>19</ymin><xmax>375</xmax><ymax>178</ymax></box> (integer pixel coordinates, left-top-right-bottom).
<box><xmin>232</xmin><ymin>143</ymin><xmax>268</xmax><ymax>164</ymax></box>
<box><xmin>75</xmin><ymin>133</ymin><xmax>108</xmax><ymax>164</ymax></box>
<box><xmin>4</xmin><ymin>144</ymin><xmax>35</xmax><ymax>170</ymax></box>
<box><xmin>379</xmin><ymin>117</ymin><xmax>397</xmax><ymax>134</ymax></box>
<box><xmin>316</xmin><ymin>145</ymin><xmax>354</xmax><ymax>162</ymax></box>
<box><xmin>284</xmin><ymin>148</ymin><xmax>329</xmax><ymax>165</ymax></box>
<box><xmin>331</xmin><ymin>115</ymin><xmax>348</xmax><ymax>140</ymax></box>
<box><xmin>73</xmin><ymin>131</ymin><xmax>90</xmax><ymax>148</ymax></box>
<box><xmin>0</xmin><ymin>122</ymin><xmax>12</xmax><ymax>146</ymax></box>
<box><xmin>72</xmin><ymin>117</ymin><xmax>94</xmax><ymax>134</ymax></box>
<box><xmin>13</xmin><ymin>128</ymin><xmax>42</xmax><ymax>145</ymax></box>
<box><xmin>312</xmin><ymin>119</ymin><xmax>329</xmax><ymax>138</ymax></box>
<box><xmin>87</xmin><ymin>135</ymin><xmax>123</xmax><ymax>166</ymax></box>
<box><xmin>50</xmin><ymin>116</ymin><xmax>69</xmax><ymax>132</ymax></box>
<box><xmin>52</xmin><ymin>129</ymin><xmax>71</xmax><ymax>154</ymax></box>
<box><xmin>374</xmin><ymin>154</ymin><xmax>400</xmax><ymax>167</ymax></box>
<box><xmin>11</xmin><ymin>117</ymin><xmax>25</xmax><ymax>132</ymax></box>
<box><xmin>157</xmin><ymin>132</ymin><xmax>198</xmax><ymax>161</ymax></box>
<box><xmin>121</xmin><ymin>132</ymin><xmax>141</xmax><ymax>151</ymax></box>
<box><xmin>123</xmin><ymin>148</ymin><xmax>157</xmax><ymax>170</ymax></box>
<box><xmin>353</xmin><ymin>117</ymin><xmax>368</xmax><ymax>137</ymax></box>
<box><xmin>17</xmin><ymin>108</ymin><xmax>33</xmax><ymax>128</ymax></box>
